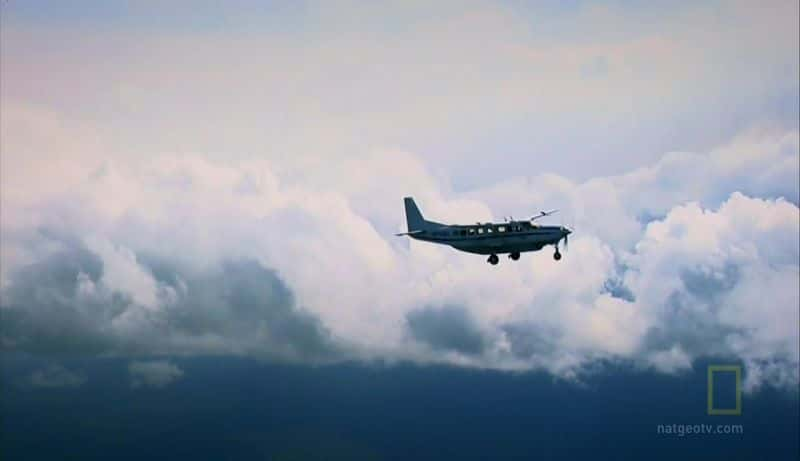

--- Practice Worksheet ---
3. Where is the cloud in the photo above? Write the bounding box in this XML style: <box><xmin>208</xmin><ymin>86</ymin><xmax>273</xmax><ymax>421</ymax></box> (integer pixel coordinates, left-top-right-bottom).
<box><xmin>0</xmin><ymin>104</ymin><xmax>797</xmax><ymax>392</ymax></box>
<box><xmin>646</xmin><ymin>346</ymin><xmax>692</xmax><ymax>374</ymax></box>
<box><xmin>0</xmin><ymin>240</ymin><xmax>341</xmax><ymax>361</ymax></box>
<box><xmin>128</xmin><ymin>360</ymin><xmax>184</xmax><ymax>389</ymax></box>
<box><xmin>28</xmin><ymin>364</ymin><xmax>86</xmax><ymax>389</ymax></box>
<box><xmin>627</xmin><ymin>193</ymin><xmax>799</xmax><ymax>388</ymax></box>
<box><xmin>406</xmin><ymin>306</ymin><xmax>487</xmax><ymax>356</ymax></box>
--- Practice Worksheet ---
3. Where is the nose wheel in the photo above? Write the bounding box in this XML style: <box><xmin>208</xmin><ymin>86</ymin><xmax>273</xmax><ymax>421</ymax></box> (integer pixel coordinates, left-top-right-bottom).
<box><xmin>487</xmin><ymin>254</ymin><xmax>499</xmax><ymax>265</ymax></box>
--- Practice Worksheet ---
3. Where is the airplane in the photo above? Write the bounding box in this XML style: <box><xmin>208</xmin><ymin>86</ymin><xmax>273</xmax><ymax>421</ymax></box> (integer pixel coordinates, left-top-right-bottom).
<box><xmin>396</xmin><ymin>197</ymin><xmax>572</xmax><ymax>265</ymax></box>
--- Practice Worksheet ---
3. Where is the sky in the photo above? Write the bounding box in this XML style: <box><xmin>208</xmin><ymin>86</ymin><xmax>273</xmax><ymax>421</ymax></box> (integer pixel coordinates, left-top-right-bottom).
<box><xmin>1</xmin><ymin>1</ymin><xmax>799</xmax><ymax>459</ymax></box>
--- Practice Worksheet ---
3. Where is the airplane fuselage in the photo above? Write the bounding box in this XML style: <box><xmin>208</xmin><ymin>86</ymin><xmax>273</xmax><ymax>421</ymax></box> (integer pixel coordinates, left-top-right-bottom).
<box><xmin>409</xmin><ymin>221</ymin><xmax>566</xmax><ymax>255</ymax></box>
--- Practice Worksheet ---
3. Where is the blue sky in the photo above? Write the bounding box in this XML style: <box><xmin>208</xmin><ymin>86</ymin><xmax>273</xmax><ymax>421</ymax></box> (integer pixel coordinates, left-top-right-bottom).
<box><xmin>1</xmin><ymin>1</ymin><xmax>798</xmax><ymax>459</ymax></box>
<box><xmin>3</xmin><ymin>356</ymin><xmax>798</xmax><ymax>460</ymax></box>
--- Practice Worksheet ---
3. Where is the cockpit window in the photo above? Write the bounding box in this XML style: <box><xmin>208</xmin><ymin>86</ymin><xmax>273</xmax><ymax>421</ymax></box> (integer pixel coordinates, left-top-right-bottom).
<box><xmin>486</xmin><ymin>227</ymin><xmax>493</xmax><ymax>233</ymax></box>
<box><xmin>468</xmin><ymin>228</ymin><xmax>476</xmax><ymax>235</ymax></box>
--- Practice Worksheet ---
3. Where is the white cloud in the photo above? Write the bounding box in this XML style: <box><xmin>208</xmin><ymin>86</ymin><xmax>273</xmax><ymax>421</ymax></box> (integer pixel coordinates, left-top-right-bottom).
<box><xmin>647</xmin><ymin>346</ymin><xmax>692</xmax><ymax>374</ymax></box>
<box><xmin>84</xmin><ymin>237</ymin><xmax>161</xmax><ymax>311</ymax></box>
<box><xmin>1</xmin><ymin>119</ymin><xmax>797</xmax><ymax>393</ymax></box>
<box><xmin>129</xmin><ymin>360</ymin><xmax>185</xmax><ymax>389</ymax></box>
<box><xmin>29</xmin><ymin>365</ymin><xmax>87</xmax><ymax>389</ymax></box>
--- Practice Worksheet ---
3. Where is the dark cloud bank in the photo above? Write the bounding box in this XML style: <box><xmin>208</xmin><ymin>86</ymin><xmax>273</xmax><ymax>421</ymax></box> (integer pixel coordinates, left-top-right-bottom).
<box><xmin>406</xmin><ymin>306</ymin><xmax>487</xmax><ymax>356</ymax></box>
<box><xmin>1</xmin><ymin>234</ymin><xmax>340</xmax><ymax>362</ymax></box>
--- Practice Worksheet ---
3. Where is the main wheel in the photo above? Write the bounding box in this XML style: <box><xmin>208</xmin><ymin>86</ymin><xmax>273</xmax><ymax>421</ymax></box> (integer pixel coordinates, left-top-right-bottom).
<box><xmin>553</xmin><ymin>251</ymin><xmax>562</xmax><ymax>261</ymax></box>
<box><xmin>488</xmin><ymin>254</ymin><xmax>499</xmax><ymax>265</ymax></box>
<box><xmin>509</xmin><ymin>252</ymin><xmax>520</xmax><ymax>261</ymax></box>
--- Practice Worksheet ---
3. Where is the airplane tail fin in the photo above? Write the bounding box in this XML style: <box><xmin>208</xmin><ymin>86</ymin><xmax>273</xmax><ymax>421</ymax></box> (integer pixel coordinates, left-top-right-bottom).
<box><xmin>404</xmin><ymin>197</ymin><xmax>427</xmax><ymax>232</ymax></box>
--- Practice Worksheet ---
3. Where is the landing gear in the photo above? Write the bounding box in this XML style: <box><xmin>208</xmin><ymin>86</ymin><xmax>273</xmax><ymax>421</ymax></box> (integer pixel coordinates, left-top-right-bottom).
<box><xmin>553</xmin><ymin>250</ymin><xmax>562</xmax><ymax>261</ymax></box>
<box><xmin>487</xmin><ymin>254</ymin><xmax>499</xmax><ymax>265</ymax></box>
<box><xmin>509</xmin><ymin>252</ymin><xmax>520</xmax><ymax>261</ymax></box>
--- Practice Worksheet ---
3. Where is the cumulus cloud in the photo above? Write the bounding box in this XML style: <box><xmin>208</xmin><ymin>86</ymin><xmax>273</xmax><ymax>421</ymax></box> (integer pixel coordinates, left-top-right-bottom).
<box><xmin>629</xmin><ymin>193</ymin><xmax>799</xmax><ymax>388</ymax></box>
<box><xmin>28</xmin><ymin>365</ymin><xmax>87</xmax><ymax>389</ymax></box>
<box><xmin>0</xmin><ymin>100</ymin><xmax>797</xmax><ymax>392</ymax></box>
<box><xmin>0</xmin><ymin>242</ymin><xmax>340</xmax><ymax>361</ymax></box>
<box><xmin>128</xmin><ymin>360</ymin><xmax>184</xmax><ymax>389</ymax></box>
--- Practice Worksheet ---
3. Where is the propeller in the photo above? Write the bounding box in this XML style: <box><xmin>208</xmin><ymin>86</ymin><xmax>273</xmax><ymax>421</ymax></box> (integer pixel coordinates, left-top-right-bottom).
<box><xmin>560</xmin><ymin>211</ymin><xmax>573</xmax><ymax>252</ymax></box>
<box><xmin>530</xmin><ymin>209</ymin><xmax>559</xmax><ymax>222</ymax></box>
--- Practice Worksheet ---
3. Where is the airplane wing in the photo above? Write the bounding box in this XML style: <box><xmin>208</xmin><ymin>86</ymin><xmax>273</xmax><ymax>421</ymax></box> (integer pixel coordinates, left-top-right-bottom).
<box><xmin>395</xmin><ymin>230</ymin><xmax>424</xmax><ymax>236</ymax></box>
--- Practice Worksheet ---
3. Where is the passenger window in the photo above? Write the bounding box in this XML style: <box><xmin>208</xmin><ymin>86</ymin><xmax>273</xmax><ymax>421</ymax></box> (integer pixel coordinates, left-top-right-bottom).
<box><xmin>468</xmin><ymin>228</ymin><xmax>475</xmax><ymax>235</ymax></box>
<box><xmin>486</xmin><ymin>227</ymin><xmax>492</xmax><ymax>233</ymax></box>
<box><xmin>498</xmin><ymin>226</ymin><xmax>506</xmax><ymax>232</ymax></box>
<box><xmin>478</xmin><ymin>228</ymin><xmax>484</xmax><ymax>234</ymax></box>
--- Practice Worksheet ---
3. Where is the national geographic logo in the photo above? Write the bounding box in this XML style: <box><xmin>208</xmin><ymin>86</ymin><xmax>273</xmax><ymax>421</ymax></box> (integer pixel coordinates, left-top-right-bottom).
<box><xmin>656</xmin><ymin>365</ymin><xmax>745</xmax><ymax>436</ymax></box>
<box><xmin>707</xmin><ymin>365</ymin><xmax>742</xmax><ymax>416</ymax></box>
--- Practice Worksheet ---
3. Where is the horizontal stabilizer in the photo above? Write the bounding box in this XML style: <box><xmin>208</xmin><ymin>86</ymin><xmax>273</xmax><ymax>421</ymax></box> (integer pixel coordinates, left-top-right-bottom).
<box><xmin>395</xmin><ymin>230</ymin><xmax>424</xmax><ymax>237</ymax></box>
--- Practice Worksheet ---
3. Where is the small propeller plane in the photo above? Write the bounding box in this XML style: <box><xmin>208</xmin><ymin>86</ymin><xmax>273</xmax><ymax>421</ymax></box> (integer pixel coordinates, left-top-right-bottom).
<box><xmin>396</xmin><ymin>197</ymin><xmax>572</xmax><ymax>265</ymax></box>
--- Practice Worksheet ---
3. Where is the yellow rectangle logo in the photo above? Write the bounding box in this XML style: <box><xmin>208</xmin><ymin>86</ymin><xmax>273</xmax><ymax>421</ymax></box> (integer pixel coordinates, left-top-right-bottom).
<box><xmin>707</xmin><ymin>365</ymin><xmax>742</xmax><ymax>416</ymax></box>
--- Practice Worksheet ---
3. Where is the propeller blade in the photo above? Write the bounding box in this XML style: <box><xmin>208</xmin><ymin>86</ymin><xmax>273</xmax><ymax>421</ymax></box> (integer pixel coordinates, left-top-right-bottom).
<box><xmin>530</xmin><ymin>209</ymin><xmax>559</xmax><ymax>222</ymax></box>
